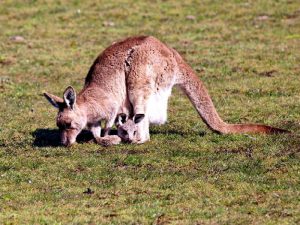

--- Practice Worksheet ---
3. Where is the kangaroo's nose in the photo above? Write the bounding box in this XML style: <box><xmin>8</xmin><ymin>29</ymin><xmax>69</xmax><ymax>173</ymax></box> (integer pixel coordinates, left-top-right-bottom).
<box><xmin>65</xmin><ymin>142</ymin><xmax>72</xmax><ymax>147</ymax></box>
<box><xmin>62</xmin><ymin>139</ymin><xmax>73</xmax><ymax>147</ymax></box>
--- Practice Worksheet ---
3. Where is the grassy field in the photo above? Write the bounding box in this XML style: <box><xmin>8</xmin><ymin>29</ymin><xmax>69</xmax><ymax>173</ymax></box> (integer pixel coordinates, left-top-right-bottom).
<box><xmin>1</xmin><ymin>0</ymin><xmax>300</xmax><ymax>224</ymax></box>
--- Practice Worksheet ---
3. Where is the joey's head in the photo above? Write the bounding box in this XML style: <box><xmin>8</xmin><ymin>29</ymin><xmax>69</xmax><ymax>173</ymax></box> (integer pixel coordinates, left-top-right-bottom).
<box><xmin>116</xmin><ymin>113</ymin><xmax>145</xmax><ymax>143</ymax></box>
<box><xmin>44</xmin><ymin>86</ymin><xmax>87</xmax><ymax>147</ymax></box>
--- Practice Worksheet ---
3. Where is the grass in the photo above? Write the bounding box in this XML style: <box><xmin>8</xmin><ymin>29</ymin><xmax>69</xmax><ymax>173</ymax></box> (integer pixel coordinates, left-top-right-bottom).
<box><xmin>0</xmin><ymin>0</ymin><xmax>300</xmax><ymax>224</ymax></box>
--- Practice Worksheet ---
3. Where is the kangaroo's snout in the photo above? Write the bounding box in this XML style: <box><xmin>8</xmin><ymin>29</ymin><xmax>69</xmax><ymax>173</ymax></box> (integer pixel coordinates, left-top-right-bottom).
<box><xmin>60</xmin><ymin>129</ymin><xmax>77</xmax><ymax>147</ymax></box>
<box><xmin>61</xmin><ymin>138</ymin><xmax>74</xmax><ymax>147</ymax></box>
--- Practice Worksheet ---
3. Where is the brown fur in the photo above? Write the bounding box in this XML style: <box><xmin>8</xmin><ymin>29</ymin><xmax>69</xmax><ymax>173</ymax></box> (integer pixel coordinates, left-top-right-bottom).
<box><xmin>44</xmin><ymin>36</ymin><xmax>288</xmax><ymax>146</ymax></box>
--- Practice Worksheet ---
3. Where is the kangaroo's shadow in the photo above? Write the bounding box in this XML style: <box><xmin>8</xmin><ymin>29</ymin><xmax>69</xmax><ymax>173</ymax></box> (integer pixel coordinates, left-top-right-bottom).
<box><xmin>32</xmin><ymin>129</ymin><xmax>95</xmax><ymax>147</ymax></box>
<box><xmin>32</xmin><ymin>128</ymin><xmax>119</xmax><ymax>147</ymax></box>
<box><xmin>32</xmin><ymin>129</ymin><xmax>61</xmax><ymax>147</ymax></box>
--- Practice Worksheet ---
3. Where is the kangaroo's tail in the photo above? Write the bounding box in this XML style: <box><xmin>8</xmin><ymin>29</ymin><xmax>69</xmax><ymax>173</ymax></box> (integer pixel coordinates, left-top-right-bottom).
<box><xmin>174</xmin><ymin>58</ymin><xmax>289</xmax><ymax>134</ymax></box>
<box><xmin>223</xmin><ymin>124</ymin><xmax>289</xmax><ymax>134</ymax></box>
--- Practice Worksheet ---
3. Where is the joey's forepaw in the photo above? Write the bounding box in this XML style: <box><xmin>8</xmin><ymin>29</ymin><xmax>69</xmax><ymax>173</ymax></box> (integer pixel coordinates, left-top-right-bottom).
<box><xmin>96</xmin><ymin>135</ymin><xmax>122</xmax><ymax>147</ymax></box>
<box><xmin>134</xmin><ymin>138</ymin><xmax>150</xmax><ymax>144</ymax></box>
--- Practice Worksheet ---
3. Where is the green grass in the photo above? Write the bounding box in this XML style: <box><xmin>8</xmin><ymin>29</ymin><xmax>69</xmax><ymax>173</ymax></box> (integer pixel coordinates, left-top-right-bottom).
<box><xmin>1</xmin><ymin>0</ymin><xmax>300</xmax><ymax>224</ymax></box>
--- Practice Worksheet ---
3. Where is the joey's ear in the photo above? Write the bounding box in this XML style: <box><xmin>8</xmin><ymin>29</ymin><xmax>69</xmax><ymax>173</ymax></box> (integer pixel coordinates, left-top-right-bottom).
<box><xmin>117</xmin><ymin>113</ymin><xmax>128</xmax><ymax>125</ymax></box>
<box><xmin>43</xmin><ymin>92</ymin><xmax>64</xmax><ymax>108</ymax></box>
<box><xmin>133</xmin><ymin>114</ymin><xmax>145</xmax><ymax>124</ymax></box>
<box><xmin>63</xmin><ymin>86</ymin><xmax>76</xmax><ymax>109</ymax></box>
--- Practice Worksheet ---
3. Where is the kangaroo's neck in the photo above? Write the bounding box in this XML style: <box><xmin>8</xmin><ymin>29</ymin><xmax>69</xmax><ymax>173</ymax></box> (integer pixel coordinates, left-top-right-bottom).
<box><xmin>76</xmin><ymin>87</ymin><xmax>112</xmax><ymax>124</ymax></box>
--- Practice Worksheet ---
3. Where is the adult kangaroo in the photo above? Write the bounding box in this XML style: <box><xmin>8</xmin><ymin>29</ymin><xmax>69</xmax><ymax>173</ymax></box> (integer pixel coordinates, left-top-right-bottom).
<box><xmin>44</xmin><ymin>36</ymin><xmax>287</xmax><ymax>146</ymax></box>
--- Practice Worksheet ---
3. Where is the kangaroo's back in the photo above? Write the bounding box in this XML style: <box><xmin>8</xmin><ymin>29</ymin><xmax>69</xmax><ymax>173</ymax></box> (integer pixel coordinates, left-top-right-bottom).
<box><xmin>78</xmin><ymin>36</ymin><xmax>153</xmax><ymax>107</ymax></box>
<box><xmin>84</xmin><ymin>36</ymin><xmax>150</xmax><ymax>88</ymax></box>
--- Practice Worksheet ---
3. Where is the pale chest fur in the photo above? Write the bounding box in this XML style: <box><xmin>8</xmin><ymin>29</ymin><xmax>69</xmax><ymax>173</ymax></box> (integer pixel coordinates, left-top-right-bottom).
<box><xmin>147</xmin><ymin>86</ymin><xmax>173</xmax><ymax>124</ymax></box>
<box><xmin>144</xmin><ymin>62</ymin><xmax>177</xmax><ymax>125</ymax></box>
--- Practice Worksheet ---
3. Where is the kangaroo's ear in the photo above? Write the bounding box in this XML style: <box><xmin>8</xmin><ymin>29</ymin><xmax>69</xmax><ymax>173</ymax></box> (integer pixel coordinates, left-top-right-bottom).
<box><xmin>43</xmin><ymin>92</ymin><xmax>64</xmax><ymax>108</ymax></box>
<box><xmin>119</xmin><ymin>113</ymin><xmax>128</xmax><ymax>125</ymax></box>
<box><xmin>116</xmin><ymin>113</ymin><xmax>128</xmax><ymax>126</ymax></box>
<box><xmin>133</xmin><ymin>114</ymin><xmax>145</xmax><ymax>124</ymax></box>
<box><xmin>63</xmin><ymin>86</ymin><xmax>76</xmax><ymax>109</ymax></box>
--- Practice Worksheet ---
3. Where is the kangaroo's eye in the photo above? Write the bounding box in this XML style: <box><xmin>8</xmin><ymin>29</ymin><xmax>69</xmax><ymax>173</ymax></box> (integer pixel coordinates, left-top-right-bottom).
<box><xmin>133</xmin><ymin>131</ymin><xmax>137</xmax><ymax>136</ymax></box>
<box><xmin>59</xmin><ymin>123</ymin><xmax>71</xmax><ymax>129</ymax></box>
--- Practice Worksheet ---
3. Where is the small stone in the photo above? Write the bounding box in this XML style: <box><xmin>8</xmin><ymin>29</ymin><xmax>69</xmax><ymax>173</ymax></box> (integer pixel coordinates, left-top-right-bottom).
<box><xmin>186</xmin><ymin>15</ymin><xmax>196</xmax><ymax>20</ymax></box>
<box><xmin>9</xmin><ymin>36</ymin><xmax>26</xmax><ymax>43</ymax></box>
<box><xmin>257</xmin><ymin>15</ymin><xmax>269</xmax><ymax>21</ymax></box>
<box><xmin>27</xmin><ymin>42</ymin><xmax>33</xmax><ymax>48</ymax></box>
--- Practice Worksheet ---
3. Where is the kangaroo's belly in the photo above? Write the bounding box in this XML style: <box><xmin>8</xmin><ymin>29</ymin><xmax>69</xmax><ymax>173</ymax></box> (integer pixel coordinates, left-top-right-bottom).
<box><xmin>147</xmin><ymin>87</ymin><xmax>172</xmax><ymax>124</ymax></box>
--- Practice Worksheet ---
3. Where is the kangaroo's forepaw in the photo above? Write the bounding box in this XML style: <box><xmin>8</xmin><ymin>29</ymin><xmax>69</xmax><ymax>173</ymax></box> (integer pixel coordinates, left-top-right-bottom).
<box><xmin>96</xmin><ymin>135</ymin><xmax>122</xmax><ymax>147</ymax></box>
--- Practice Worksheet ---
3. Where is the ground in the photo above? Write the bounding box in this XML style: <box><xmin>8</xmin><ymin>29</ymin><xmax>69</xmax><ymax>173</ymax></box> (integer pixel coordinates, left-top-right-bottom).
<box><xmin>0</xmin><ymin>0</ymin><xmax>300</xmax><ymax>224</ymax></box>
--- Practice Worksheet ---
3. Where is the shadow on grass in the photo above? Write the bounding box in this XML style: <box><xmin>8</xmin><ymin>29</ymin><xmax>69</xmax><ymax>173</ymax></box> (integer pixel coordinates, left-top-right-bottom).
<box><xmin>32</xmin><ymin>129</ymin><xmax>92</xmax><ymax>147</ymax></box>
<box><xmin>32</xmin><ymin>128</ymin><xmax>119</xmax><ymax>147</ymax></box>
<box><xmin>32</xmin><ymin>129</ymin><xmax>61</xmax><ymax>147</ymax></box>
<box><xmin>32</xmin><ymin>125</ymin><xmax>208</xmax><ymax>148</ymax></box>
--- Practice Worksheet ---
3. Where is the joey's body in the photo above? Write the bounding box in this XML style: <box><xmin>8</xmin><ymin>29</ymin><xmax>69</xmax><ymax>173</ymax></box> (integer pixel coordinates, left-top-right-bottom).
<box><xmin>44</xmin><ymin>36</ymin><xmax>287</xmax><ymax>146</ymax></box>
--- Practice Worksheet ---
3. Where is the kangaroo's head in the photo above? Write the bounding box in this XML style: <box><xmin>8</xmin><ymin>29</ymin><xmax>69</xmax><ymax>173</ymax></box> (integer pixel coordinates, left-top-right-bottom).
<box><xmin>44</xmin><ymin>86</ymin><xmax>87</xmax><ymax>147</ymax></box>
<box><xmin>116</xmin><ymin>113</ymin><xmax>144</xmax><ymax>143</ymax></box>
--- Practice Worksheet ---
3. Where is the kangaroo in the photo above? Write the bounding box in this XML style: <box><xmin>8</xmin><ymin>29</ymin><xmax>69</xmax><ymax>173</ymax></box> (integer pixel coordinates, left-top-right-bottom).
<box><xmin>44</xmin><ymin>36</ymin><xmax>288</xmax><ymax>146</ymax></box>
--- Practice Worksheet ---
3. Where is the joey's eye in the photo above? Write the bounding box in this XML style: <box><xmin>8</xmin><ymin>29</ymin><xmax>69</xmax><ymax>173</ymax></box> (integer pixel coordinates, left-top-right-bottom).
<box><xmin>121</xmin><ymin>130</ymin><xmax>128</xmax><ymax>136</ymax></box>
